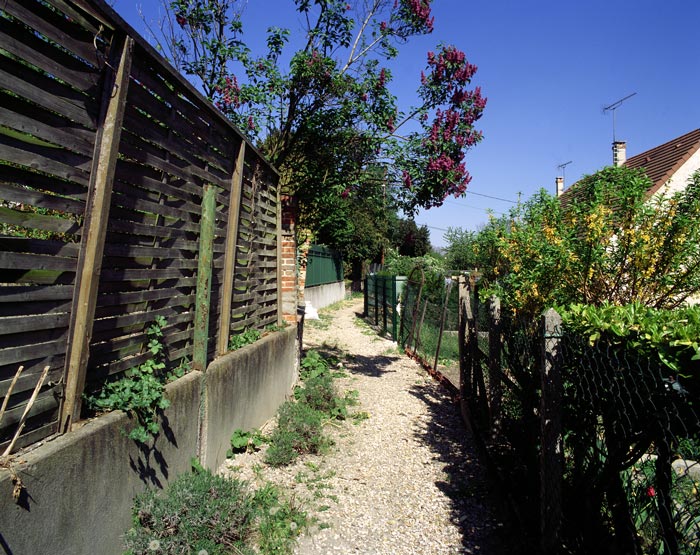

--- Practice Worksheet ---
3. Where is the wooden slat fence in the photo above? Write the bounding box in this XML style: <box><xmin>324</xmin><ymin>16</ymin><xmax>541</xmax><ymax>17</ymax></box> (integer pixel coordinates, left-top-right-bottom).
<box><xmin>0</xmin><ymin>0</ymin><xmax>281</xmax><ymax>453</ymax></box>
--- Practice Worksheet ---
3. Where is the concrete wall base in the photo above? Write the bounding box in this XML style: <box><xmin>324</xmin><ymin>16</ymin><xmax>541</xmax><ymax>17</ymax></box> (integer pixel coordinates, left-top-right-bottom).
<box><xmin>0</xmin><ymin>327</ymin><xmax>297</xmax><ymax>555</ymax></box>
<box><xmin>304</xmin><ymin>281</ymin><xmax>345</xmax><ymax>310</ymax></box>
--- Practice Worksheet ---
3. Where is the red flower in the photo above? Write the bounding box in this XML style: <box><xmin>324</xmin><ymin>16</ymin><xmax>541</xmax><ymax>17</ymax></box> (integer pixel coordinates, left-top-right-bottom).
<box><xmin>176</xmin><ymin>14</ymin><xmax>187</xmax><ymax>28</ymax></box>
<box><xmin>646</xmin><ymin>486</ymin><xmax>656</xmax><ymax>498</ymax></box>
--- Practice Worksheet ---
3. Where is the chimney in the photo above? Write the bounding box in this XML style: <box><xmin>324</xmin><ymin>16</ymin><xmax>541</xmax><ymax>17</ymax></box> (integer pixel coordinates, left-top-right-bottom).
<box><xmin>612</xmin><ymin>141</ymin><xmax>627</xmax><ymax>167</ymax></box>
<box><xmin>556</xmin><ymin>176</ymin><xmax>564</xmax><ymax>197</ymax></box>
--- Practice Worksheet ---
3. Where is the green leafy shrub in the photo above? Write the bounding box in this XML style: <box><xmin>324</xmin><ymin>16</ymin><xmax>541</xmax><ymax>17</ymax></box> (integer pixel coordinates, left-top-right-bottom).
<box><xmin>229</xmin><ymin>328</ymin><xmax>262</xmax><ymax>351</ymax></box>
<box><xmin>124</xmin><ymin>467</ymin><xmax>256</xmax><ymax>555</ymax></box>
<box><xmin>86</xmin><ymin>316</ymin><xmax>171</xmax><ymax>443</ymax></box>
<box><xmin>265</xmin><ymin>402</ymin><xmax>327</xmax><ymax>467</ymax></box>
<box><xmin>123</xmin><ymin>465</ymin><xmax>308</xmax><ymax>555</ymax></box>
<box><xmin>227</xmin><ymin>428</ymin><xmax>267</xmax><ymax>457</ymax></box>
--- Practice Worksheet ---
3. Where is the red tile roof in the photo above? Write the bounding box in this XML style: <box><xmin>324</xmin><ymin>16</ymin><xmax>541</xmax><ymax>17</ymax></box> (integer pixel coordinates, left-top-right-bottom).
<box><xmin>624</xmin><ymin>128</ymin><xmax>700</xmax><ymax>195</ymax></box>
<box><xmin>560</xmin><ymin>128</ymin><xmax>700</xmax><ymax>205</ymax></box>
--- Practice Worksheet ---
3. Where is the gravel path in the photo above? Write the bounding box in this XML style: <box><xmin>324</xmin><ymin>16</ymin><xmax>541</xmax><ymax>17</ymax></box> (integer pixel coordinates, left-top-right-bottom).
<box><xmin>222</xmin><ymin>297</ymin><xmax>511</xmax><ymax>555</ymax></box>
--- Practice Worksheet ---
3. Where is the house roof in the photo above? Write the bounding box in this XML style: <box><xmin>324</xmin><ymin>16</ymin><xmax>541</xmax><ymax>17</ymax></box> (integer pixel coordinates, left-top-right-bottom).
<box><xmin>559</xmin><ymin>128</ymin><xmax>700</xmax><ymax>206</ymax></box>
<box><xmin>625</xmin><ymin>128</ymin><xmax>700</xmax><ymax>195</ymax></box>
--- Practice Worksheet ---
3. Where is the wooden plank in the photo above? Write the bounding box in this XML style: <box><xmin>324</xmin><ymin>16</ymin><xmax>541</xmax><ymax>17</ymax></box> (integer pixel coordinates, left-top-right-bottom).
<box><xmin>0</xmin><ymin>420</ymin><xmax>59</xmax><ymax>454</ymax></box>
<box><xmin>0</xmin><ymin>313</ymin><xmax>70</xmax><ymax>336</ymax></box>
<box><xmin>0</xmin><ymin>338</ymin><xmax>67</xmax><ymax>367</ymax></box>
<box><xmin>60</xmin><ymin>35</ymin><xmax>133</xmax><ymax>433</ymax></box>
<box><xmin>107</xmin><ymin>206</ymin><xmax>200</xmax><ymax>234</ymax></box>
<box><xmin>0</xmin><ymin>57</ymin><xmax>97</xmax><ymax>130</ymax></box>
<box><xmin>0</xmin><ymin>285</ymin><xmax>74</xmax><ymax>303</ymax></box>
<box><xmin>128</xmin><ymin>61</ymin><xmax>232</xmax><ymax>156</ymax></box>
<box><xmin>0</xmin><ymin>96</ymin><xmax>95</xmax><ymax>156</ymax></box>
<box><xmin>0</xmin><ymin>182</ymin><xmax>86</xmax><ymax>214</ymax></box>
<box><xmin>0</xmin><ymin>206</ymin><xmax>82</xmax><ymax>236</ymax></box>
<box><xmin>0</xmin><ymin>15</ymin><xmax>99</xmax><ymax>92</ymax></box>
<box><xmin>192</xmin><ymin>184</ymin><xmax>216</xmax><ymax>371</ymax></box>
<box><xmin>111</xmin><ymin>180</ymin><xmax>202</xmax><ymax>219</ymax></box>
<box><xmin>0</xmin><ymin>299</ymin><xmax>72</xmax><ymax>317</ymax></box>
<box><xmin>0</xmin><ymin>238</ymin><xmax>81</xmax><ymax>258</ymax></box>
<box><xmin>3</xmin><ymin>0</ymin><xmax>102</xmax><ymax>69</ymax></box>
<box><xmin>0</xmin><ymin>252</ymin><xmax>77</xmax><ymax>272</ymax></box>
<box><xmin>116</xmin><ymin>158</ymin><xmax>201</xmax><ymax>198</ymax></box>
<box><xmin>99</xmin><ymin>267</ymin><xmax>195</xmax><ymax>281</ymax></box>
<box><xmin>217</xmin><ymin>142</ymin><xmax>245</xmax><ymax>356</ymax></box>
<box><xmin>0</xmin><ymin>135</ymin><xmax>92</xmax><ymax>186</ymax></box>
<box><xmin>46</xmin><ymin>0</ymin><xmax>104</xmax><ymax>35</ymax></box>
<box><xmin>120</xmin><ymin>111</ymin><xmax>228</xmax><ymax>188</ymax></box>
<box><xmin>124</xmin><ymin>88</ymin><xmax>231</xmax><ymax>174</ymax></box>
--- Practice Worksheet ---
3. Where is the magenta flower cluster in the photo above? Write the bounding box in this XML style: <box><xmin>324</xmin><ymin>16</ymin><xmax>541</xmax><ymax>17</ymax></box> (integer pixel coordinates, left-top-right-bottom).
<box><xmin>403</xmin><ymin>44</ymin><xmax>486</xmax><ymax>203</ymax></box>
<box><xmin>407</xmin><ymin>0</ymin><xmax>434</xmax><ymax>32</ymax></box>
<box><xmin>214</xmin><ymin>75</ymin><xmax>242</xmax><ymax>111</ymax></box>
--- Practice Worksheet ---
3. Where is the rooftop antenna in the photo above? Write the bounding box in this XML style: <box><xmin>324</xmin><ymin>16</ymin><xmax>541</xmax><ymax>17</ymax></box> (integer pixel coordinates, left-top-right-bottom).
<box><xmin>557</xmin><ymin>160</ymin><xmax>572</xmax><ymax>186</ymax></box>
<box><xmin>603</xmin><ymin>92</ymin><xmax>636</xmax><ymax>142</ymax></box>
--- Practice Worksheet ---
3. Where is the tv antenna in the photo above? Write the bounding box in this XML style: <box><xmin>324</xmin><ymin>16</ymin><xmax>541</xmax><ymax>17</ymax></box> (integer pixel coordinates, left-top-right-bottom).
<box><xmin>557</xmin><ymin>160</ymin><xmax>572</xmax><ymax>185</ymax></box>
<box><xmin>603</xmin><ymin>92</ymin><xmax>636</xmax><ymax>142</ymax></box>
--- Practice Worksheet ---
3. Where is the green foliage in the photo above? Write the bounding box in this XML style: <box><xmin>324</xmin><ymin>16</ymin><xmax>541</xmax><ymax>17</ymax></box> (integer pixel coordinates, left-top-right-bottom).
<box><xmin>86</xmin><ymin>317</ymin><xmax>171</xmax><ymax>443</ymax></box>
<box><xmin>265</xmin><ymin>401</ymin><xmax>328</xmax><ymax>467</ymax></box>
<box><xmin>381</xmin><ymin>247</ymin><xmax>445</xmax><ymax>278</ymax></box>
<box><xmin>480</xmin><ymin>168</ymin><xmax>700</xmax><ymax>319</ymax></box>
<box><xmin>123</xmin><ymin>465</ymin><xmax>307</xmax><ymax>555</ymax></box>
<box><xmin>159</xmin><ymin>0</ymin><xmax>484</xmax><ymax>254</ymax></box>
<box><xmin>229</xmin><ymin>328</ymin><xmax>261</xmax><ymax>351</ymax></box>
<box><xmin>387</xmin><ymin>217</ymin><xmax>432</xmax><ymax>257</ymax></box>
<box><xmin>560</xmin><ymin>302</ymin><xmax>700</xmax><ymax>392</ymax></box>
<box><xmin>228</xmin><ymin>428</ymin><xmax>267</xmax><ymax>457</ymax></box>
<box><xmin>265</xmin><ymin>350</ymin><xmax>359</xmax><ymax>466</ymax></box>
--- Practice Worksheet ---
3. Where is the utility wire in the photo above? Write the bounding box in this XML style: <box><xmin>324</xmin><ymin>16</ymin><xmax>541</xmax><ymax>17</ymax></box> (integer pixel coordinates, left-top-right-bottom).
<box><xmin>464</xmin><ymin>190</ymin><xmax>518</xmax><ymax>204</ymax></box>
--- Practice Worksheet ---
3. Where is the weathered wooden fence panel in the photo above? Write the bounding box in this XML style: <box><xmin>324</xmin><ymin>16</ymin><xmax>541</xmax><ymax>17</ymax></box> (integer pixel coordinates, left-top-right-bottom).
<box><xmin>0</xmin><ymin>0</ymin><xmax>281</xmax><ymax>453</ymax></box>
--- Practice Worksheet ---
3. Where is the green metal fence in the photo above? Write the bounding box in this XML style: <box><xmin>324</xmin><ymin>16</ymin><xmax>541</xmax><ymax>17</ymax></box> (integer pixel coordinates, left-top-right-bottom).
<box><xmin>363</xmin><ymin>274</ymin><xmax>406</xmax><ymax>340</ymax></box>
<box><xmin>305</xmin><ymin>245</ymin><xmax>343</xmax><ymax>287</ymax></box>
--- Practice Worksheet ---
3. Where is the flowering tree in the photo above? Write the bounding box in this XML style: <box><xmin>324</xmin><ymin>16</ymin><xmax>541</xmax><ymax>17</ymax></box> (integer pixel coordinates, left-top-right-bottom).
<box><xmin>151</xmin><ymin>0</ymin><xmax>485</xmax><ymax>246</ymax></box>
<box><xmin>477</xmin><ymin>167</ymin><xmax>700</xmax><ymax>319</ymax></box>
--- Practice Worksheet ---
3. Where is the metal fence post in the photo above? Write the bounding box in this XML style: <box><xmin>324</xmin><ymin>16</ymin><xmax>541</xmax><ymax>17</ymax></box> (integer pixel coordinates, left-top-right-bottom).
<box><xmin>540</xmin><ymin>308</ymin><xmax>563</xmax><ymax>554</ymax></box>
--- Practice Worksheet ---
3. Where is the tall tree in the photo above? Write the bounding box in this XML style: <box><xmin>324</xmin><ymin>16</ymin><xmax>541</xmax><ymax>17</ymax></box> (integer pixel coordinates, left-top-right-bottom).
<box><xmin>149</xmin><ymin>0</ymin><xmax>485</xmax><ymax>246</ymax></box>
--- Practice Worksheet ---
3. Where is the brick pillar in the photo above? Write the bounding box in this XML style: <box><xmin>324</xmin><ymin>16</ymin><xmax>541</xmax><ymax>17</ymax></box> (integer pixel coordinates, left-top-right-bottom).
<box><xmin>280</xmin><ymin>195</ymin><xmax>299</xmax><ymax>324</ymax></box>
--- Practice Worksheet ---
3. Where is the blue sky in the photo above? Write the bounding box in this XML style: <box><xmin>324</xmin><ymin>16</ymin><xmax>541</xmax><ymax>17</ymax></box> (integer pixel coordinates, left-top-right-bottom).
<box><xmin>112</xmin><ymin>0</ymin><xmax>700</xmax><ymax>247</ymax></box>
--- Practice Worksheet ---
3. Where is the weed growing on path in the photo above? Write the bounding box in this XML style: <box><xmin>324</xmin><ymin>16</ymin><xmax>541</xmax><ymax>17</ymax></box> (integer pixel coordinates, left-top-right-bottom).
<box><xmin>123</xmin><ymin>464</ymin><xmax>307</xmax><ymax>555</ymax></box>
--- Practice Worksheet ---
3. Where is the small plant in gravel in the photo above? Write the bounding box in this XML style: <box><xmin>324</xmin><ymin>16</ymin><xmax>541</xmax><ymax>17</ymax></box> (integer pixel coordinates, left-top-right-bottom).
<box><xmin>123</xmin><ymin>463</ymin><xmax>307</xmax><ymax>555</ymax></box>
<box><xmin>227</xmin><ymin>428</ymin><xmax>268</xmax><ymax>457</ymax></box>
<box><xmin>265</xmin><ymin>401</ymin><xmax>329</xmax><ymax>467</ymax></box>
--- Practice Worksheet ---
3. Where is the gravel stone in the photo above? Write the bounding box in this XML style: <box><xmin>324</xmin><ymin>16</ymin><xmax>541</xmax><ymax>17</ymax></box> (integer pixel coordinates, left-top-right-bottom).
<box><xmin>220</xmin><ymin>298</ymin><xmax>513</xmax><ymax>555</ymax></box>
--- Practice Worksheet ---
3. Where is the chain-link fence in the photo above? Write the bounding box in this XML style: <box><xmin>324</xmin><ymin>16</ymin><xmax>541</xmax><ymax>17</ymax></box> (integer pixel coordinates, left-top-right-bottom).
<box><xmin>395</xmin><ymin>269</ymin><xmax>700</xmax><ymax>553</ymax></box>
<box><xmin>465</xmin><ymin>279</ymin><xmax>700</xmax><ymax>554</ymax></box>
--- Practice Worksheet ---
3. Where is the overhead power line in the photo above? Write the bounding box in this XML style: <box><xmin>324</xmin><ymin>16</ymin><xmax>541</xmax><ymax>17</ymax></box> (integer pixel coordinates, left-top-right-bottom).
<box><xmin>464</xmin><ymin>191</ymin><xmax>518</xmax><ymax>204</ymax></box>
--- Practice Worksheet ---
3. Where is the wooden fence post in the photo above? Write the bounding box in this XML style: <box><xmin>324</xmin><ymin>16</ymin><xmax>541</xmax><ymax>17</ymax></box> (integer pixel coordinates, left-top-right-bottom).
<box><xmin>540</xmin><ymin>308</ymin><xmax>563</xmax><ymax>554</ymax></box>
<box><xmin>217</xmin><ymin>141</ymin><xmax>245</xmax><ymax>356</ymax></box>
<box><xmin>488</xmin><ymin>296</ymin><xmax>502</xmax><ymax>439</ymax></box>
<box><xmin>458</xmin><ymin>276</ymin><xmax>472</xmax><ymax>426</ymax></box>
<box><xmin>193</xmin><ymin>184</ymin><xmax>217</xmax><ymax>371</ymax></box>
<box><xmin>60</xmin><ymin>35</ymin><xmax>133</xmax><ymax>432</ymax></box>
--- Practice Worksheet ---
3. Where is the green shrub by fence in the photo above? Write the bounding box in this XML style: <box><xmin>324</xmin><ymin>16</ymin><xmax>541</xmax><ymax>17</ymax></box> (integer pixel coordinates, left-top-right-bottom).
<box><xmin>305</xmin><ymin>245</ymin><xmax>343</xmax><ymax>287</ymax></box>
<box><xmin>0</xmin><ymin>0</ymin><xmax>281</xmax><ymax>454</ymax></box>
<box><xmin>397</xmin><ymin>270</ymin><xmax>700</xmax><ymax>554</ymax></box>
